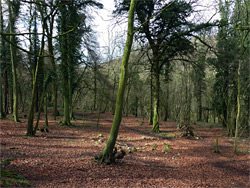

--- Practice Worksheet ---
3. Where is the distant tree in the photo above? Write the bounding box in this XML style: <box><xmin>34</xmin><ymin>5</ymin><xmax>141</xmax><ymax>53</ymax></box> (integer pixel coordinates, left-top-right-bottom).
<box><xmin>57</xmin><ymin>0</ymin><xmax>103</xmax><ymax>126</ymax></box>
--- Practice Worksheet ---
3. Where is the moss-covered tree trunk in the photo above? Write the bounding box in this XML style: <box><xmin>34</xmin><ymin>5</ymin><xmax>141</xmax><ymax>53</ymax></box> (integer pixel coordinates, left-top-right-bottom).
<box><xmin>8</xmin><ymin>0</ymin><xmax>19</xmax><ymax>122</ymax></box>
<box><xmin>151</xmin><ymin>63</ymin><xmax>160</xmax><ymax>132</ymax></box>
<box><xmin>96</xmin><ymin>0</ymin><xmax>136</xmax><ymax>164</ymax></box>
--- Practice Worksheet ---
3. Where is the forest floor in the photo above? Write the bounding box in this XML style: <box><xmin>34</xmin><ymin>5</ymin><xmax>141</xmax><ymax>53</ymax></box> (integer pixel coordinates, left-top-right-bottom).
<box><xmin>1</xmin><ymin>110</ymin><xmax>249</xmax><ymax>188</ymax></box>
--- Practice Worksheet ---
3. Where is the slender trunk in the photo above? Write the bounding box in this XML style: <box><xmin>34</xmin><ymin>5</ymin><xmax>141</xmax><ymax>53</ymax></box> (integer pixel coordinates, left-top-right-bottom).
<box><xmin>164</xmin><ymin>83</ymin><xmax>169</xmax><ymax>121</ymax></box>
<box><xmin>198</xmin><ymin>84</ymin><xmax>202</xmax><ymax>121</ymax></box>
<box><xmin>44</xmin><ymin>92</ymin><xmax>48</xmax><ymax>126</ymax></box>
<box><xmin>112</xmin><ymin>77</ymin><xmax>117</xmax><ymax>115</ymax></box>
<box><xmin>149</xmin><ymin>69</ymin><xmax>153</xmax><ymax>125</ymax></box>
<box><xmin>234</xmin><ymin>60</ymin><xmax>241</xmax><ymax>153</ymax></box>
<box><xmin>135</xmin><ymin>96</ymin><xmax>138</xmax><ymax>117</ymax></box>
<box><xmin>125</xmin><ymin>79</ymin><xmax>131</xmax><ymax>117</ymax></box>
<box><xmin>94</xmin><ymin>62</ymin><xmax>97</xmax><ymax>110</ymax></box>
<box><xmin>96</xmin><ymin>93</ymin><xmax>103</xmax><ymax>127</ymax></box>
<box><xmin>96</xmin><ymin>0</ymin><xmax>136</xmax><ymax>164</ymax></box>
<box><xmin>4</xmin><ymin>70</ymin><xmax>8</xmax><ymax>114</ymax></box>
<box><xmin>8</xmin><ymin>0</ymin><xmax>19</xmax><ymax>122</ymax></box>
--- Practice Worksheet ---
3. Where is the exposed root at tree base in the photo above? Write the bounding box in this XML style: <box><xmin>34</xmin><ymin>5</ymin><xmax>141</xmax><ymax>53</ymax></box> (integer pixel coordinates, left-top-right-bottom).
<box><xmin>95</xmin><ymin>147</ymin><xmax>126</xmax><ymax>165</ymax></box>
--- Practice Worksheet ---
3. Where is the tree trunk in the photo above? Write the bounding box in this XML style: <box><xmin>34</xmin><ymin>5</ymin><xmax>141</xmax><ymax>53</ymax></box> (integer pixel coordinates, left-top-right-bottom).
<box><xmin>4</xmin><ymin>69</ymin><xmax>8</xmax><ymax>114</ymax></box>
<box><xmin>8</xmin><ymin>0</ymin><xmax>19</xmax><ymax>122</ymax></box>
<box><xmin>164</xmin><ymin>83</ymin><xmax>169</xmax><ymax>121</ymax></box>
<box><xmin>151</xmin><ymin>64</ymin><xmax>160</xmax><ymax>133</ymax></box>
<box><xmin>27</xmin><ymin>25</ymin><xmax>45</xmax><ymax>136</ymax></box>
<box><xmin>135</xmin><ymin>96</ymin><xmax>138</xmax><ymax>117</ymax></box>
<box><xmin>0</xmin><ymin>0</ymin><xmax>5</xmax><ymax>119</ymax></box>
<box><xmin>96</xmin><ymin>0</ymin><xmax>136</xmax><ymax>164</ymax></box>
<box><xmin>44</xmin><ymin>92</ymin><xmax>48</xmax><ymax>126</ymax></box>
<box><xmin>59</xmin><ymin>3</ymin><xmax>72</xmax><ymax>126</ymax></box>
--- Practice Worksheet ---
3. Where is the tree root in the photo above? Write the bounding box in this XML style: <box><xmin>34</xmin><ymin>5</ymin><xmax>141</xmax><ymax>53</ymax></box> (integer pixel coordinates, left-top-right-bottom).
<box><xmin>95</xmin><ymin>147</ymin><xmax>126</xmax><ymax>165</ymax></box>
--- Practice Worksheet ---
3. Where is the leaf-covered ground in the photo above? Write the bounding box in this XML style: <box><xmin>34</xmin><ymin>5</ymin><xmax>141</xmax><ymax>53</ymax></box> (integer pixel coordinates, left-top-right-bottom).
<box><xmin>1</xmin><ymin>111</ymin><xmax>249</xmax><ymax>187</ymax></box>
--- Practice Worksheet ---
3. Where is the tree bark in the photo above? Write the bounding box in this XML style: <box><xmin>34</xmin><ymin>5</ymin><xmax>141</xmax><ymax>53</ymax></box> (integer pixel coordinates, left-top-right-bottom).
<box><xmin>96</xmin><ymin>0</ymin><xmax>136</xmax><ymax>164</ymax></box>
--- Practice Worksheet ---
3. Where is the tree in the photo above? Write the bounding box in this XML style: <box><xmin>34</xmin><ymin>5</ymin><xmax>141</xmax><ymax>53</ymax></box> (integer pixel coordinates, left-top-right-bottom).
<box><xmin>96</xmin><ymin>0</ymin><xmax>136</xmax><ymax>164</ymax></box>
<box><xmin>8</xmin><ymin>0</ymin><xmax>20</xmax><ymax>122</ymax></box>
<box><xmin>44</xmin><ymin>0</ymin><xmax>59</xmax><ymax>120</ymax></box>
<box><xmin>26</xmin><ymin>3</ymin><xmax>46</xmax><ymax>136</ymax></box>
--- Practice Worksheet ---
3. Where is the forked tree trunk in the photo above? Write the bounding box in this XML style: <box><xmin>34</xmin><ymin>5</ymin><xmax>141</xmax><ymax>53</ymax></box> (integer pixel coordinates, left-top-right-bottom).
<box><xmin>26</xmin><ymin>25</ymin><xmax>45</xmax><ymax>136</ymax></box>
<box><xmin>96</xmin><ymin>0</ymin><xmax>136</xmax><ymax>164</ymax></box>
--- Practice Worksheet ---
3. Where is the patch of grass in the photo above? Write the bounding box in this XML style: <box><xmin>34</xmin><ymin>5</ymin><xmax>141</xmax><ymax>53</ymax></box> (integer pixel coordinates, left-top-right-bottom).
<box><xmin>62</xmin><ymin>139</ymin><xmax>79</xmax><ymax>144</ymax></box>
<box><xmin>159</xmin><ymin>132</ymin><xmax>175</xmax><ymax>137</ymax></box>
<box><xmin>163</xmin><ymin>143</ymin><xmax>172</xmax><ymax>153</ymax></box>
<box><xmin>151</xmin><ymin>144</ymin><xmax>157</xmax><ymax>151</ymax></box>
<box><xmin>1</xmin><ymin>159</ymin><xmax>14</xmax><ymax>165</ymax></box>
<box><xmin>132</xmin><ymin>147</ymin><xmax>137</xmax><ymax>152</ymax></box>
<box><xmin>0</xmin><ymin>169</ymin><xmax>31</xmax><ymax>187</ymax></box>
<box><xmin>97</xmin><ymin>134</ymin><xmax>103</xmax><ymax>138</ymax></box>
